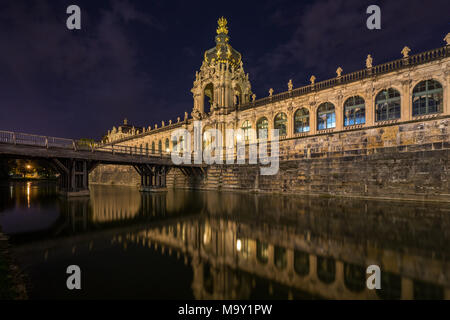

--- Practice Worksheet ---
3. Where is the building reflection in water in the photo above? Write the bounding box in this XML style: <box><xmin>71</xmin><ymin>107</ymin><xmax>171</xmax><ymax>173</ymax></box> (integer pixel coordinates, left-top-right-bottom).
<box><xmin>7</xmin><ymin>184</ymin><xmax>450</xmax><ymax>300</ymax></box>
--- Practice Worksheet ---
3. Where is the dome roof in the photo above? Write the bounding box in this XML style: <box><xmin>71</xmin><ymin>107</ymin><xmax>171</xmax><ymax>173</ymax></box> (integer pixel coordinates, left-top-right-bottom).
<box><xmin>203</xmin><ymin>17</ymin><xmax>242</xmax><ymax>68</ymax></box>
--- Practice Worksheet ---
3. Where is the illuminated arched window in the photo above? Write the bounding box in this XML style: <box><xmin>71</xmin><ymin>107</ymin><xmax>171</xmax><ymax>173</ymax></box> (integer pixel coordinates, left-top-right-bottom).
<box><xmin>317</xmin><ymin>102</ymin><xmax>336</xmax><ymax>130</ymax></box>
<box><xmin>165</xmin><ymin>138</ymin><xmax>169</xmax><ymax>152</ymax></box>
<box><xmin>294</xmin><ymin>108</ymin><xmax>310</xmax><ymax>133</ymax></box>
<box><xmin>375</xmin><ymin>88</ymin><xmax>401</xmax><ymax>121</ymax></box>
<box><xmin>344</xmin><ymin>96</ymin><xmax>365</xmax><ymax>126</ymax></box>
<box><xmin>151</xmin><ymin>141</ymin><xmax>155</xmax><ymax>154</ymax></box>
<box><xmin>179</xmin><ymin>136</ymin><xmax>184</xmax><ymax>152</ymax></box>
<box><xmin>241</xmin><ymin>120</ymin><xmax>252</xmax><ymax>142</ymax></box>
<box><xmin>412</xmin><ymin>79</ymin><xmax>443</xmax><ymax>116</ymax></box>
<box><xmin>274</xmin><ymin>112</ymin><xmax>287</xmax><ymax>136</ymax></box>
<box><xmin>256</xmin><ymin>117</ymin><xmax>268</xmax><ymax>139</ymax></box>
<box><xmin>172</xmin><ymin>138</ymin><xmax>177</xmax><ymax>151</ymax></box>
<box><xmin>256</xmin><ymin>240</ymin><xmax>268</xmax><ymax>264</ymax></box>
<box><xmin>158</xmin><ymin>140</ymin><xmax>162</xmax><ymax>152</ymax></box>
<box><xmin>203</xmin><ymin>127</ymin><xmax>213</xmax><ymax>149</ymax></box>
<box><xmin>139</xmin><ymin>144</ymin><xmax>143</xmax><ymax>154</ymax></box>
<box><xmin>145</xmin><ymin>143</ymin><xmax>149</xmax><ymax>155</ymax></box>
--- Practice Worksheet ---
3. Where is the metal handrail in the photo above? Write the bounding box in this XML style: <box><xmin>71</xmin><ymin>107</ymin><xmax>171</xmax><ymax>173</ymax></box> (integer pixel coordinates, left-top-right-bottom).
<box><xmin>0</xmin><ymin>130</ymin><xmax>175</xmax><ymax>159</ymax></box>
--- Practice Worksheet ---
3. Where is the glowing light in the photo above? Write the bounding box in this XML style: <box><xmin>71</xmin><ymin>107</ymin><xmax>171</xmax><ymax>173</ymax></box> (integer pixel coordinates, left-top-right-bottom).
<box><xmin>26</xmin><ymin>165</ymin><xmax>31</xmax><ymax>169</ymax></box>
<box><xmin>236</xmin><ymin>134</ymin><xmax>242</xmax><ymax>141</ymax></box>
<box><xmin>236</xmin><ymin>239</ymin><xmax>242</xmax><ymax>252</ymax></box>
<box><xmin>166</xmin><ymin>148</ymin><xmax>170</xmax><ymax>152</ymax></box>
<box><xmin>26</xmin><ymin>181</ymin><xmax>31</xmax><ymax>208</ymax></box>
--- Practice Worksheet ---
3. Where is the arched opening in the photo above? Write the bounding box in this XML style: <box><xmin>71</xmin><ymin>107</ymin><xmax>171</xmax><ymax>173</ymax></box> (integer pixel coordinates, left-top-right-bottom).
<box><xmin>317</xmin><ymin>256</ymin><xmax>336</xmax><ymax>284</ymax></box>
<box><xmin>317</xmin><ymin>102</ymin><xmax>336</xmax><ymax>130</ymax></box>
<box><xmin>241</xmin><ymin>120</ymin><xmax>252</xmax><ymax>142</ymax></box>
<box><xmin>375</xmin><ymin>88</ymin><xmax>401</xmax><ymax>121</ymax></box>
<box><xmin>203</xmin><ymin>83</ymin><xmax>214</xmax><ymax>114</ymax></box>
<box><xmin>256</xmin><ymin>240</ymin><xmax>269</xmax><ymax>264</ymax></box>
<box><xmin>343</xmin><ymin>263</ymin><xmax>366</xmax><ymax>292</ymax></box>
<box><xmin>412</xmin><ymin>79</ymin><xmax>443</xmax><ymax>116</ymax></box>
<box><xmin>256</xmin><ymin>117</ymin><xmax>269</xmax><ymax>140</ymax></box>
<box><xmin>172</xmin><ymin>138</ymin><xmax>178</xmax><ymax>152</ymax></box>
<box><xmin>294</xmin><ymin>250</ymin><xmax>309</xmax><ymax>276</ymax></box>
<box><xmin>233</xmin><ymin>85</ymin><xmax>242</xmax><ymax>107</ymax></box>
<box><xmin>202</xmin><ymin>126</ymin><xmax>214</xmax><ymax>150</ymax></box>
<box><xmin>151</xmin><ymin>141</ymin><xmax>155</xmax><ymax>154</ymax></box>
<box><xmin>274</xmin><ymin>246</ymin><xmax>287</xmax><ymax>270</ymax></box>
<box><xmin>158</xmin><ymin>140</ymin><xmax>162</xmax><ymax>153</ymax></box>
<box><xmin>165</xmin><ymin>138</ymin><xmax>170</xmax><ymax>152</ymax></box>
<box><xmin>376</xmin><ymin>271</ymin><xmax>401</xmax><ymax>300</ymax></box>
<box><xmin>274</xmin><ymin>112</ymin><xmax>287</xmax><ymax>136</ymax></box>
<box><xmin>145</xmin><ymin>143</ymin><xmax>149</xmax><ymax>155</ymax></box>
<box><xmin>294</xmin><ymin>108</ymin><xmax>310</xmax><ymax>133</ymax></box>
<box><xmin>344</xmin><ymin>96</ymin><xmax>365</xmax><ymax>126</ymax></box>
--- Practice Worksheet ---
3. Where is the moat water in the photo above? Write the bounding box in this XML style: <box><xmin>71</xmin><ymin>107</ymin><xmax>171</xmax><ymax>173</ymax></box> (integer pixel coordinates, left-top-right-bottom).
<box><xmin>0</xmin><ymin>181</ymin><xmax>449</xmax><ymax>300</ymax></box>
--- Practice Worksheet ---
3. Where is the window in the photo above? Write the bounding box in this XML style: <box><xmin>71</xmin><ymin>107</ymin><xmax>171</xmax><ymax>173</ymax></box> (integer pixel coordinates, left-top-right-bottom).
<box><xmin>375</xmin><ymin>88</ymin><xmax>401</xmax><ymax>121</ymax></box>
<box><xmin>274</xmin><ymin>112</ymin><xmax>287</xmax><ymax>136</ymax></box>
<box><xmin>145</xmin><ymin>143</ymin><xmax>149</xmax><ymax>155</ymax></box>
<box><xmin>165</xmin><ymin>138</ymin><xmax>169</xmax><ymax>152</ymax></box>
<box><xmin>256</xmin><ymin>117</ymin><xmax>268</xmax><ymax>139</ymax></box>
<box><xmin>158</xmin><ymin>140</ymin><xmax>162</xmax><ymax>152</ymax></box>
<box><xmin>294</xmin><ymin>250</ymin><xmax>309</xmax><ymax>276</ymax></box>
<box><xmin>344</xmin><ymin>96</ymin><xmax>365</xmax><ymax>126</ymax></box>
<box><xmin>412</xmin><ymin>79</ymin><xmax>443</xmax><ymax>116</ymax></box>
<box><xmin>317</xmin><ymin>256</ymin><xmax>336</xmax><ymax>284</ymax></box>
<box><xmin>294</xmin><ymin>108</ymin><xmax>310</xmax><ymax>133</ymax></box>
<box><xmin>274</xmin><ymin>246</ymin><xmax>287</xmax><ymax>270</ymax></box>
<box><xmin>151</xmin><ymin>141</ymin><xmax>155</xmax><ymax>154</ymax></box>
<box><xmin>256</xmin><ymin>240</ymin><xmax>269</xmax><ymax>264</ymax></box>
<box><xmin>203</xmin><ymin>127</ymin><xmax>213</xmax><ymax>149</ymax></box>
<box><xmin>241</xmin><ymin>120</ymin><xmax>252</xmax><ymax>141</ymax></box>
<box><xmin>317</xmin><ymin>102</ymin><xmax>336</xmax><ymax>130</ymax></box>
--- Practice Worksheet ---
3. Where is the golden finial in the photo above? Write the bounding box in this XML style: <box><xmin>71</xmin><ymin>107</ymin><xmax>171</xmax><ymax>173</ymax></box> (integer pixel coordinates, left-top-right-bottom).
<box><xmin>216</xmin><ymin>17</ymin><xmax>228</xmax><ymax>35</ymax></box>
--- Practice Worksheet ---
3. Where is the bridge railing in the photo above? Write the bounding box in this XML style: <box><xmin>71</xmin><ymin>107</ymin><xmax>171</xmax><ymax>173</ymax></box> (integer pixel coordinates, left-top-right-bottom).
<box><xmin>94</xmin><ymin>144</ymin><xmax>173</xmax><ymax>159</ymax></box>
<box><xmin>0</xmin><ymin>130</ymin><xmax>175</xmax><ymax>159</ymax></box>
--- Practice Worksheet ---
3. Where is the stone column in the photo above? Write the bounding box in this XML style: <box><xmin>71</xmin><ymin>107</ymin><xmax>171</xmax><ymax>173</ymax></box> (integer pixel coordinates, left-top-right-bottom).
<box><xmin>310</xmin><ymin>105</ymin><xmax>317</xmax><ymax>135</ymax></box>
<box><xmin>401</xmin><ymin>80</ymin><xmax>411</xmax><ymax>121</ymax></box>
<box><xmin>365</xmin><ymin>86</ymin><xmax>375</xmax><ymax>126</ymax></box>
<box><xmin>335</xmin><ymin>96</ymin><xmax>343</xmax><ymax>131</ymax></box>
<box><xmin>401</xmin><ymin>277</ymin><xmax>414</xmax><ymax>300</ymax></box>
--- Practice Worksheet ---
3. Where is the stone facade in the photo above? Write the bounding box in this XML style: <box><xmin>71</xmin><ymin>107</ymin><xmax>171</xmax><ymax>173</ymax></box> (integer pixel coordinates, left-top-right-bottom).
<box><xmin>91</xmin><ymin>18</ymin><xmax>450</xmax><ymax>201</ymax></box>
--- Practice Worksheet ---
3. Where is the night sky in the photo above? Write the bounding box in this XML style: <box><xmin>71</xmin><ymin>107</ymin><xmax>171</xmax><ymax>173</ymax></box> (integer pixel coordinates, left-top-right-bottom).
<box><xmin>0</xmin><ymin>0</ymin><xmax>448</xmax><ymax>140</ymax></box>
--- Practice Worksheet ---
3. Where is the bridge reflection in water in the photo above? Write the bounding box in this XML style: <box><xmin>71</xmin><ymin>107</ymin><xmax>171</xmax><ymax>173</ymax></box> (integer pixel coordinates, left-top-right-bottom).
<box><xmin>2</xmin><ymin>183</ymin><xmax>450</xmax><ymax>299</ymax></box>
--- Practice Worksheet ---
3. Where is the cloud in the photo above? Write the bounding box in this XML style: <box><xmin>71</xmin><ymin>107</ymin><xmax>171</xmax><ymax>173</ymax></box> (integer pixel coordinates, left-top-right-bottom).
<box><xmin>251</xmin><ymin>0</ymin><xmax>449</xmax><ymax>89</ymax></box>
<box><xmin>0</xmin><ymin>0</ymin><xmax>159</xmax><ymax>138</ymax></box>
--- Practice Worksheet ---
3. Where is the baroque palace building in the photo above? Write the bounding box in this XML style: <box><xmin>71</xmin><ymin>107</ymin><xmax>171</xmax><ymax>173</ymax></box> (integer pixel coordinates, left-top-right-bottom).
<box><xmin>92</xmin><ymin>18</ymin><xmax>450</xmax><ymax>201</ymax></box>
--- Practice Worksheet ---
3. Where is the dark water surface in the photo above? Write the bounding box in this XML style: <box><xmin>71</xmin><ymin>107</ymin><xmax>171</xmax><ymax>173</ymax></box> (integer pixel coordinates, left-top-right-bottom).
<box><xmin>0</xmin><ymin>181</ymin><xmax>449</xmax><ymax>300</ymax></box>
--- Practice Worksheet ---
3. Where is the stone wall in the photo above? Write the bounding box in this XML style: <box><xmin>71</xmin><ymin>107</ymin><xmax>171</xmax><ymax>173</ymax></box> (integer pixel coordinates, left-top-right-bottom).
<box><xmin>90</xmin><ymin>117</ymin><xmax>450</xmax><ymax>201</ymax></box>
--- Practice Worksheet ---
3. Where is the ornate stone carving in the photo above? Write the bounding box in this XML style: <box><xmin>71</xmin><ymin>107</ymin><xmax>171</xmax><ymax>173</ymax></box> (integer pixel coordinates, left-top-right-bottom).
<box><xmin>310</xmin><ymin>75</ymin><xmax>316</xmax><ymax>85</ymax></box>
<box><xmin>366</xmin><ymin>54</ymin><xmax>373</xmax><ymax>68</ymax></box>
<box><xmin>269</xmin><ymin>88</ymin><xmax>274</xmax><ymax>97</ymax></box>
<box><xmin>336</xmin><ymin>67</ymin><xmax>343</xmax><ymax>77</ymax></box>
<box><xmin>401</xmin><ymin>46</ymin><xmax>411</xmax><ymax>58</ymax></box>
<box><xmin>445</xmin><ymin>33</ymin><xmax>450</xmax><ymax>45</ymax></box>
<box><xmin>288</xmin><ymin>79</ymin><xmax>293</xmax><ymax>91</ymax></box>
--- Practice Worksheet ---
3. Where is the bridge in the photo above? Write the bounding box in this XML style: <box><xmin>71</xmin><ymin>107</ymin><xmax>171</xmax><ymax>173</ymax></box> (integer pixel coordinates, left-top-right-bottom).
<box><xmin>0</xmin><ymin>130</ymin><xmax>204</xmax><ymax>196</ymax></box>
